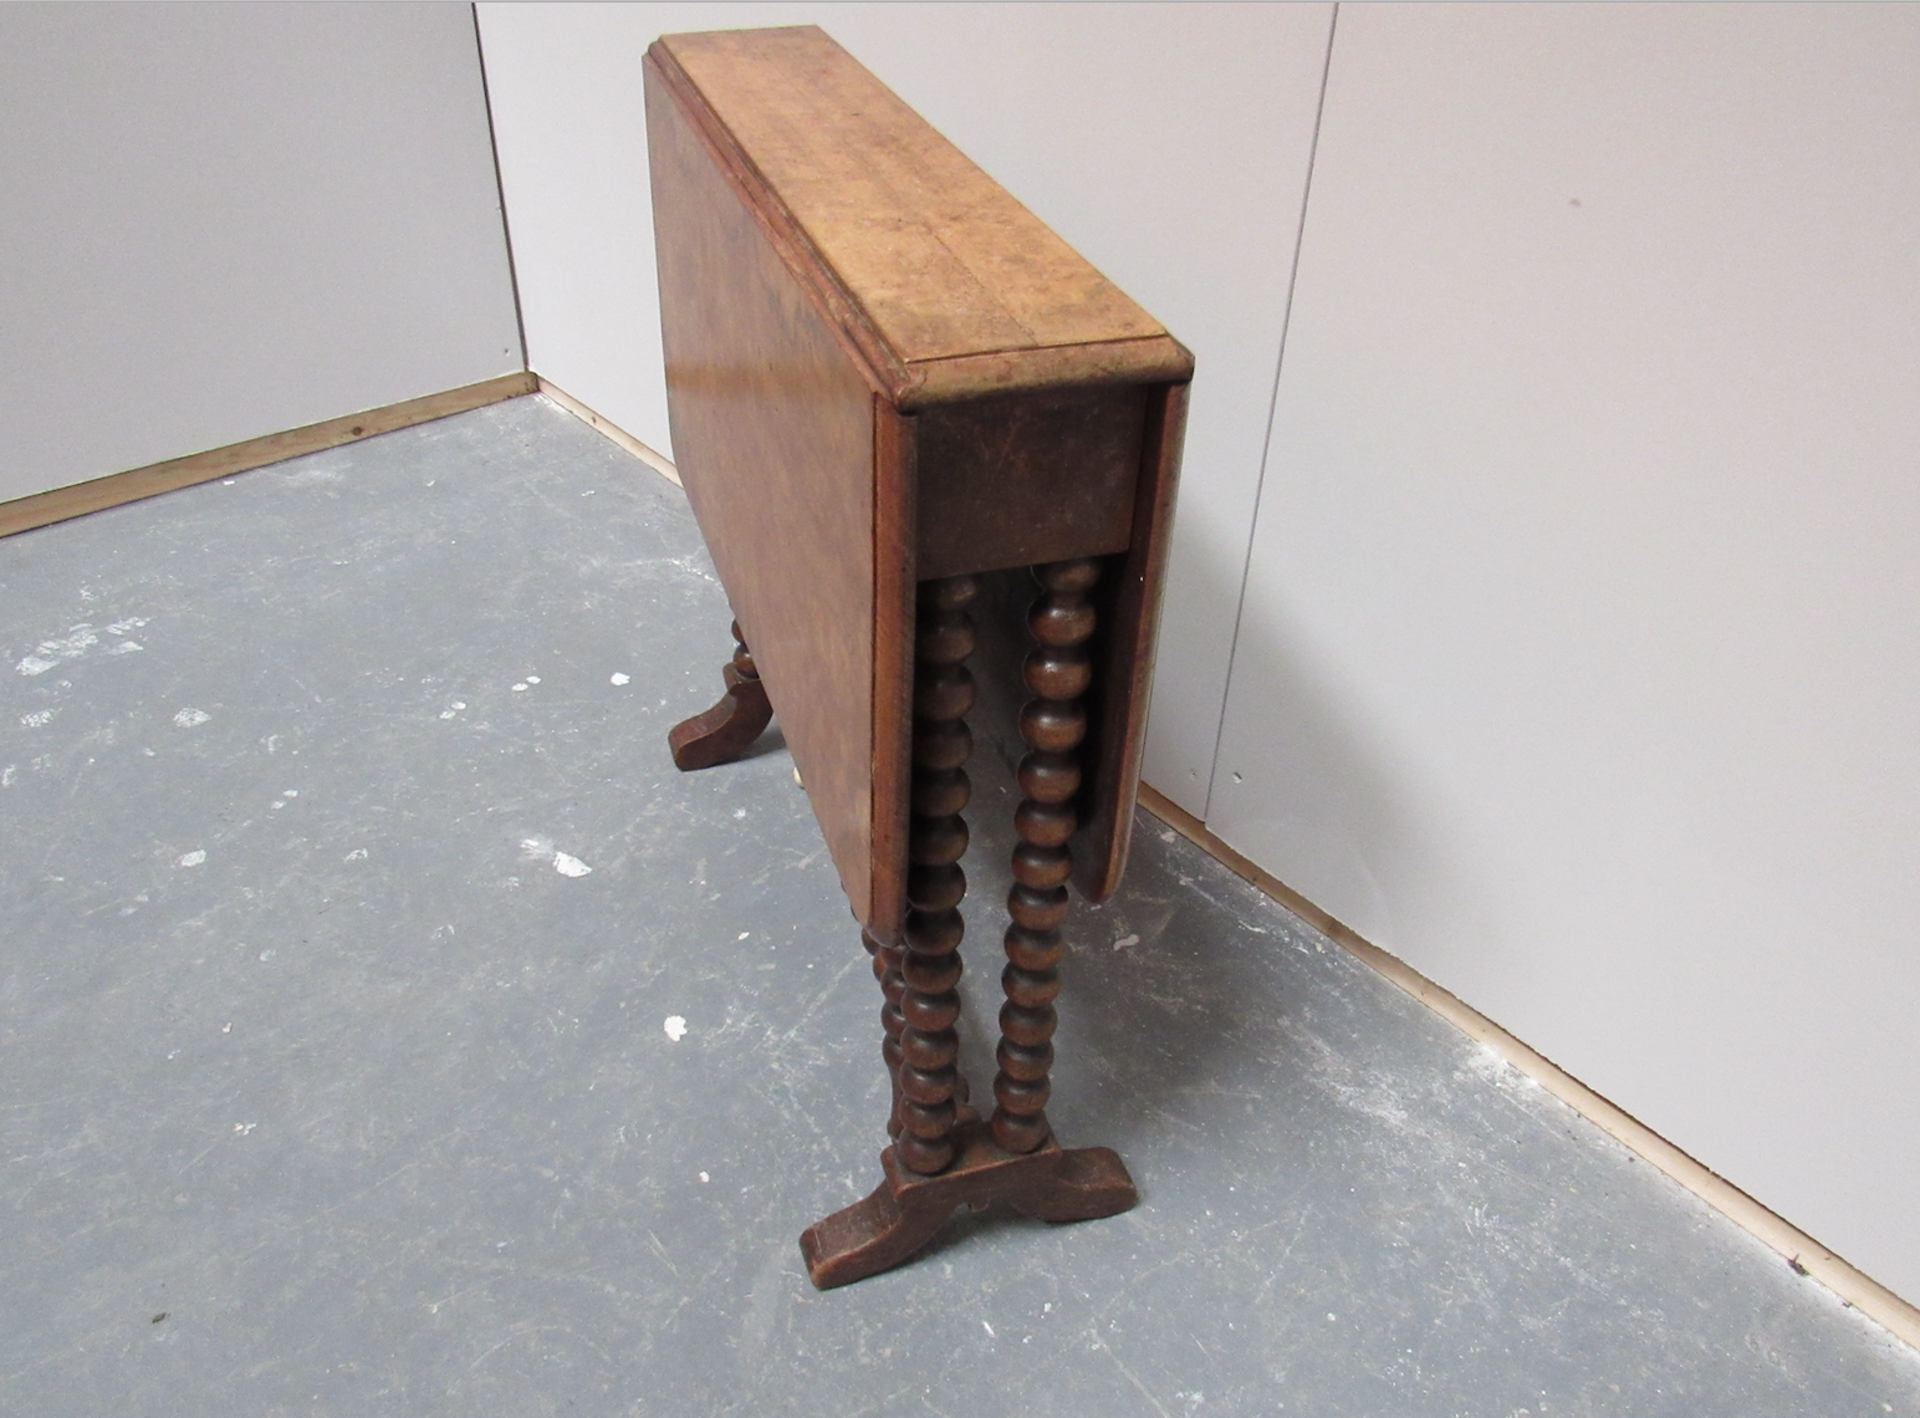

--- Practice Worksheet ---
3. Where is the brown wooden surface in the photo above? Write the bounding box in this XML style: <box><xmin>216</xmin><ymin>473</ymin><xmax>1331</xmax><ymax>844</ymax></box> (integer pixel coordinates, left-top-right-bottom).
<box><xmin>799</xmin><ymin>1120</ymin><xmax>1136</xmax><ymax>1290</ymax></box>
<box><xmin>653</xmin><ymin>21</ymin><xmax>1194</xmax><ymax>1286</ymax></box>
<box><xmin>650</xmin><ymin>24</ymin><xmax>1190</xmax><ymax>926</ymax></box>
<box><xmin>1075</xmin><ymin>381</ymin><xmax>1191</xmax><ymax>903</ymax></box>
<box><xmin>867</xmin><ymin>401</ymin><xmax>918</xmax><ymax>934</ymax></box>
<box><xmin>895</xmin><ymin>575</ymin><xmax>982</xmax><ymax>1174</ymax></box>
<box><xmin>648</xmin><ymin>54</ymin><xmax>893</xmax><ymax>922</ymax></box>
<box><xmin>668</xmin><ymin>622</ymin><xmax>774</xmax><ymax>771</ymax></box>
<box><xmin>992</xmin><ymin>559</ymin><xmax>1104</xmax><ymax>1154</ymax></box>
<box><xmin>652</xmin><ymin>27</ymin><xmax>1192</xmax><ymax>409</ymax></box>
<box><xmin>914</xmin><ymin>386</ymin><xmax>1144</xmax><ymax>581</ymax></box>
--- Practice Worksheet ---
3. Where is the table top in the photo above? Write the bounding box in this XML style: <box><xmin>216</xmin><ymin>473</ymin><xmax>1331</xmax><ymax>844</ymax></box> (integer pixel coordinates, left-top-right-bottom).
<box><xmin>652</xmin><ymin>26</ymin><xmax>1192</xmax><ymax>408</ymax></box>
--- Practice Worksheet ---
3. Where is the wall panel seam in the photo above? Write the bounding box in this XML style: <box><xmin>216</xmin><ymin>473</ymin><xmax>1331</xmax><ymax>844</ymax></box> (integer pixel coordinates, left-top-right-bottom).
<box><xmin>471</xmin><ymin>2</ymin><xmax>531</xmax><ymax>369</ymax></box>
<box><xmin>1200</xmin><ymin>0</ymin><xmax>1341</xmax><ymax>821</ymax></box>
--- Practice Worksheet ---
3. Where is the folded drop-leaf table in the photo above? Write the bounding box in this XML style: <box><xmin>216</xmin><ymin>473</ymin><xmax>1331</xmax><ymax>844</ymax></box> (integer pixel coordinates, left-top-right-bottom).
<box><xmin>645</xmin><ymin>25</ymin><xmax>1192</xmax><ymax>1288</ymax></box>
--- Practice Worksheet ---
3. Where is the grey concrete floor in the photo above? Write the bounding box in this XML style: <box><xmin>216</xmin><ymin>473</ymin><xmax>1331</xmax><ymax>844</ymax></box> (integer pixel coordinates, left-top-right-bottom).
<box><xmin>3</xmin><ymin>394</ymin><xmax>1917</xmax><ymax>1418</ymax></box>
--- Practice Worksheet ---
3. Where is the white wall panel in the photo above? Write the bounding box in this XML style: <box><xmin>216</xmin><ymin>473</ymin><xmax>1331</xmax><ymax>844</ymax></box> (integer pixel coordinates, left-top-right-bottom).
<box><xmin>1211</xmin><ymin>2</ymin><xmax>1920</xmax><ymax>1300</ymax></box>
<box><xmin>0</xmin><ymin>3</ymin><xmax>523</xmax><ymax>503</ymax></box>
<box><xmin>475</xmin><ymin>1</ymin><xmax>1331</xmax><ymax>815</ymax></box>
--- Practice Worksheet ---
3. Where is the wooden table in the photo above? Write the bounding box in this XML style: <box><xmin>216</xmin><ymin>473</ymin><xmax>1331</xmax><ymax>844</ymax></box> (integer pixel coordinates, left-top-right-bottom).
<box><xmin>645</xmin><ymin>25</ymin><xmax>1191</xmax><ymax>1288</ymax></box>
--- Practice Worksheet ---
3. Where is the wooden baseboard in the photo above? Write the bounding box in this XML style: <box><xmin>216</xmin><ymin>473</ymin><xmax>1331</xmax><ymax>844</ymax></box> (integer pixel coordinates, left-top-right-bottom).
<box><xmin>0</xmin><ymin>371</ymin><xmax>537</xmax><ymax>540</ymax></box>
<box><xmin>535</xmin><ymin>378</ymin><xmax>681</xmax><ymax>487</ymax></box>
<box><xmin>1135</xmin><ymin>780</ymin><xmax>1920</xmax><ymax>1352</ymax></box>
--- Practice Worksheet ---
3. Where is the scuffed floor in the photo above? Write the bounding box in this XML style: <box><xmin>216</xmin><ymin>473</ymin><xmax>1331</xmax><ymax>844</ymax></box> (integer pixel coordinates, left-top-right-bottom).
<box><xmin>3</xmin><ymin>395</ymin><xmax>1916</xmax><ymax>1417</ymax></box>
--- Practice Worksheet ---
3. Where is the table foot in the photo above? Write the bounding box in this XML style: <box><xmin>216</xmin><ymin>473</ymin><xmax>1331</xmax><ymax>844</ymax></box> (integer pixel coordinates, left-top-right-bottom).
<box><xmin>669</xmin><ymin>620</ymin><xmax>773</xmax><ymax>770</ymax></box>
<box><xmin>799</xmin><ymin>1120</ymin><xmax>1137</xmax><ymax>1289</ymax></box>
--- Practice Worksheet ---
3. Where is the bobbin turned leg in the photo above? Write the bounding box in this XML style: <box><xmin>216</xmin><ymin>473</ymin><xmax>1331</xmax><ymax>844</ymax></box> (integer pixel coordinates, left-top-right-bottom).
<box><xmin>993</xmin><ymin>558</ymin><xmax>1101</xmax><ymax>1153</ymax></box>
<box><xmin>863</xmin><ymin>928</ymin><xmax>908</xmax><ymax>1139</ymax></box>
<box><xmin>799</xmin><ymin>565</ymin><xmax>1136</xmax><ymax>1291</ymax></box>
<box><xmin>668</xmin><ymin>619</ymin><xmax>773</xmax><ymax>770</ymax></box>
<box><xmin>896</xmin><ymin>574</ymin><xmax>980</xmax><ymax>1174</ymax></box>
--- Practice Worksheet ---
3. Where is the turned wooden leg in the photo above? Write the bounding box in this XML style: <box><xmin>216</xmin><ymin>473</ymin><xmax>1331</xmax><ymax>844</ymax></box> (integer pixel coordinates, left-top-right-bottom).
<box><xmin>668</xmin><ymin>619</ymin><xmax>773</xmax><ymax>770</ymax></box>
<box><xmin>799</xmin><ymin>562</ymin><xmax>1137</xmax><ymax>1291</ymax></box>
<box><xmin>895</xmin><ymin>574</ymin><xmax>979</xmax><ymax>1176</ymax></box>
<box><xmin>993</xmin><ymin>558</ymin><xmax>1101</xmax><ymax>1154</ymax></box>
<box><xmin>864</xmin><ymin>927</ymin><xmax>908</xmax><ymax>1139</ymax></box>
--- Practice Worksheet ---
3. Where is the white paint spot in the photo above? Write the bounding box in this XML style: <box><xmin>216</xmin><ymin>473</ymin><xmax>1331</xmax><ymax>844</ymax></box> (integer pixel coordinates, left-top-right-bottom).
<box><xmin>511</xmin><ymin>683</ymin><xmax>529</xmax><ymax>692</ymax></box>
<box><xmin>258</xmin><ymin>950</ymin><xmax>275</xmax><ymax>961</ymax></box>
<box><xmin>344</xmin><ymin>848</ymin><xmax>369</xmax><ymax>862</ymax></box>
<box><xmin>1326</xmin><ymin>1313</ymin><xmax>1338</xmax><ymax>1322</ymax></box>
<box><xmin>732</xmin><ymin>807</ymin><xmax>747</xmax><ymax>820</ymax></box>
<box><xmin>1</xmin><ymin>765</ymin><xmax>15</xmax><ymax>788</ymax></box>
<box><xmin>1113</xmin><ymin>934</ymin><xmax>1140</xmax><ymax>951</ymax></box>
<box><xmin>233</xmin><ymin>1122</ymin><xmax>256</xmax><ymax>1135</ymax></box>
<box><xmin>17</xmin><ymin>619</ymin><xmax>151</xmax><ymax>676</ymax></box>
<box><xmin>521</xmin><ymin>836</ymin><xmax>591</xmax><ymax>877</ymax></box>
<box><xmin>1160</xmin><ymin>829</ymin><xmax>1177</xmax><ymax>843</ymax></box>
<box><xmin>663</xmin><ymin>1015</ymin><xmax>689</xmax><ymax>1042</ymax></box>
<box><xmin>697</xmin><ymin>1170</ymin><xmax>709</xmax><ymax>1183</ymax></box>
<box><xmin>982</xmin><ymin>1321</ymin><xmax>995</xmax><ymax>1338</ymax></box>
<box><xmin>173</xmin><ymin>708</ymin><xmax>211</xmax><ymax>728</ymax></box>
<box><xmin>609</xmin><ymin>673</ymin><xmax>631</xmax><ymax>686</ymax></box>
<box><xmin>222</xmin><ymin>1022</ymin><xmax>232</xmax><ymax>1033</ymax></box>
<box><xmin>20</xmin><ymin>710</ymin><xmax>55</xmax><ymax>728</ymax></box>
<box><xmin>438</xmin><ymin>700</ymin><xmax>467</xmax><ymax>719</ymax></box>
<box><xmin>263</xmin><ymin>735</ymin><xmax>283</xmax><ymax>753</ymax></box>
<box><xmin>737</xmin><ymin>932</ymin><xmax>750</xmax><ymax>941</ymax></box>
<box><xmin>177</xmin><ymin>850</ymin><xmax>207</xmax><ymax>867</ymax></box>
<box><xmin>282</xmin><ymin>789</ymin><xmax>298</xmax><ymax>798</ymax></box>
<box><xmin>106</xmin><ymin>641</ymin><xmax>142</xmax><ymax>656</ymax></box>
<box><xmin>526</xmin><ymin>676</ymin><xmax>540</xmax><ymax>685</ymax></box>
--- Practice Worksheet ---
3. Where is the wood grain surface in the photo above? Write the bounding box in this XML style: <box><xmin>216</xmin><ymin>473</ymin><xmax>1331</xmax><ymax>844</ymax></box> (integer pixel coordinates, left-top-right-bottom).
<box><xmin>652</xmin><ymin>27</ymin><xmax>1193</xmax><ymax>409</ymax></box>
<box><xmin>1074</xmin><ymin>381</ymin><xmax>1190</xmax><ymax>903</ymax></box>
<box><xmin>650</xmin><ymin>24</ymin><xmax>1191</xmax><ymax>934</ymax></box>
<box><xmin>653</xmin><ymin>23</ymin><xmax>1196</xmax><ymax>1279</ymax></box>
<box><xmin>868</xmin><ymin>400</ymin><xmax>918</xmax><ymax>935</ymax></box>
<box><xmin>914</xmin><ymin>386</ymin><xmax>1144</xmax><ymax>582</ymax></box>
<box><xmin>648</xmin><ymin>53</ymin><xmax>894</xmax><ymax>922</ymax></box>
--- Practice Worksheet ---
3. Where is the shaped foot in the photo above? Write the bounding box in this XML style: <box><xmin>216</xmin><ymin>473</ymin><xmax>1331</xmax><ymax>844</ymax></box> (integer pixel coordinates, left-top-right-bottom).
<box><xmin>799</xmin><ymin>1120</ymin><xmax>1137</xmax><ymax>1289</ymax></box>
<box><xmin>669</xmin><ymin>622</ymin><xmax>773</xmax><ymax>770</ymax></box>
